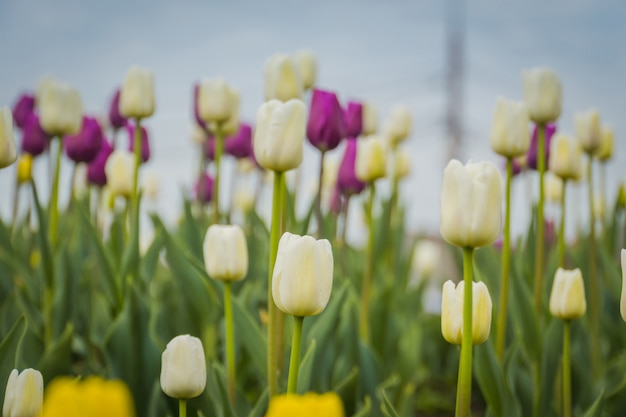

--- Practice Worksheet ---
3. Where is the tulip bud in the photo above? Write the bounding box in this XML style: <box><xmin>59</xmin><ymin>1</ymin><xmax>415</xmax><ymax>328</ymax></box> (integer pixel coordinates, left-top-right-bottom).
<box><xmin>108</xmin><ymin>89</ymin><xmax>128</xmax><ymax>129</ymax></box>
<box><xmin>160</xmin><ymin>335</ymin><xmax>207</xmax><ymax>399</ymax></box>
<box><xmin>393</xmin><ymin>149</ymin><xmax>410</xmax><ymax>179</ymax></box>
<box><xmin>596</xmin><ymin>126</ymin><xmax>613</xmax><ymax>161</ymax></box>
<box><xmin>225</xmin><ymin>123</ymin><xmax>253</xmax><ymax>159</ymax></box>
<box><xmin>490</xmin><ymin>97</ymin><xmax>530</xmax><ymax>158</ymax></box>
<box><xmin>545</xmin><ymin>173</ymin><xmax>563</xmax><ymax>204</ymax></box>
<box><xmin>412</xmin><ymin>240</ymin><xmax>440</xmax><ymax>278</ymax></box>
<box><xmin>272</xmin><ymin>232</ymin><xmax>334</xmax><ymax>317</ymax></box>
<box><xmin>38</xmin><ymin>80</ymin><xmax>83</xmax><ymax>137</ymax></box>
<box><xmin>441</xmin><ymin>280</ymin><xmax>492</xmax><ymax>345</ymax></box>
<box><xmin>621</xmin><ymin>249</ymin><xmax>626</xmax><ymax>322</ymax></box>
<box><xmin>343</xmin><ymin>101</ymin><xmax>363</xmax><ymax>138</ymax></box>
<box><xmin>527</xmin><ymin>123</ymin><xmax>557</xmax><ymax>170</ymax></box>
<box><xmin>194</xmin><ymin>173</ymin><xmax>214</xmax><ymax>205</ymax></box>
<box><xmin>440</xmin><ymin>160</ymin><xmax>502</xmax><ymax>248</ymax></box>
<box><xmin>197</xmin><ymin>78</ymin><xmax>238</xmax><ymax>125</ymax></box>
<box><xmin>549</xmin><ymin>268</ymin><xmax>586</xmax><ymax>320</ymax></box>
<box><xmin>87</xmin><ymin>140</ymin><xmax>114</xmax><ymax>187</ymax></box>
<box><xmin>362</xmin><ymin>101</ymin><xmax>378</xmax><ymax>135</ymax></box>
<box><xmin>12</xmin><ymin>94</ymin><xmax>35</xmax><ymax>129</ymax></box>
<box><xmin>2</xmin><ymin>368</ymin><xmax>43</xmax><ymax>417</ymax></box>
<box><xmin>264</xmin><ymin>54</ymin><xmax>302</xmax><ymax>102</ymax></box>
<box><xmin>253</xmin><ymin>99</ymin><xmax>305</xmax><ymax>172</ymax></box>
<box><xmin>548</xmin><ymin>133</ymin><xmax>583</xmax><ymax>181</ymax></box>
<box><xmin>337</xmin><ymin>138</ymin><xmax>365</xmax><ymax>195</ymax></box>
<box><xmin>294</xmin><ymin>49</ymin><xmax>317</xmax><ymax>91</ymax></box>
<box><xmin>16</xmin><ymin>154</ymin><xmax>33</xmax><ymax>184</ymax></box>
<box><xmin>355</xmin><ymin>136</ymin><xmax>386</xmax><ymax>183</ymax></box>
<box><xmin>141</xmin><ymin>171</ymin><xmax>159</xmax><ymax>201</ymax></box>
<box><xmin>127</xmin><ymin>123</ymin><xmax>150</xmax><ymax>163</ymax></box>
<box><xmin>64</xmin><ymin>116</ymin><xmax>104</xmax><ymax>163</ymax></box>
<box><xmin>307</xmin><ymin>88</ymin><xmax>344</xmax><ymax>152</ymax></box>
<box><xmin>104</xmin><ymin>150</ymin><xmax>136</xmax><ymax>198</ymax></box>
<box><xmin>20</xmin><ymin>114</ymin><xmax>49</xmax><ymax>157</ymax></box>
<box><xmin>119</xmin><ymin>66</ymin><xmax>155</xmax><ymax>119</ymax></box>
<box><xmin>0</xmin><ymin>107</ymin><xmax>17</xmax><ymax>168</ymax></box>
<box><xmin>574</xmin><ymin>109</ymin><xmax>601</xmax><ymax>153</ymax></box>
<box><xmin>203</xmin><ymin>224</ymin><xmax>248</xmax><ymax>281</ymax></box>
<box><xmin>219</xmin><ymin>91</ymin><xmax>241</xmax><ymax>137</ymax></box>
<box><xmin>522</xmin><ymin>67</ymin><xmax>562</xmax><ymax>125</ymax></box>
<box><xmin>385</xmin><ymin>105</ymin><xmax>412</xmax><ymax>146</ymax></box>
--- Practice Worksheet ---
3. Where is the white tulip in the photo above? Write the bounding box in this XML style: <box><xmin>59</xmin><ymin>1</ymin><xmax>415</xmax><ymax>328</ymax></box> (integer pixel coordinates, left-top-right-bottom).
<box><xmin>549</xmin><ymin>268</ymin><xmax>586</xmax><ymax>320</ymax></box>
<box><xmin>160</xmin><ymin>335</ymin><xmax>207</xmax><ymax>399</ymax></box>
<box><xmin>522</xmin><ymin>67</ymin><xmax>562</xmax><ymax>124</ymax></box>
<box><xmin>362</xmin><ymin>101</ymin><xmax>378</xmax><ymax>135</ymax></box>
<box><xmin>264</xmin><ymin>54</ymin><xmax>302</xmax><ymax>102</ymax></box>
<box><xmin>203</xmin><ymin>224</ymin><xmax>248</xmax><ymax>282</ymax></box>
<box><xmin>104</xmin><ymin>150</ymin><xmax>136</xmax><ymax>198</ymax></box>
<box><xmin>393</xmin><ymin>149</ymin><xmax>410</xmax><ymax>179</ymax></box>
<box><xmin>441</xmin><ymin>280</ymin><xmax>492</xmax><ymax>345</ymax></box>
<box><xmin>197</xmin><ymin>78</ymin><xmax>238</xmax><ymax>125</ymax></box>
<box><xmin>574</xmin><ymin>109</ymin><xmax>601</xmax><ymax>153</ymax></box>
<box><xmin>141</xmin><ymin>171</ymin><xmax>160</xmax><ymax>201</ymax></box>
<box><xmin>545</xmin><ymin>173</ymin><xmax>563</xmax><ymax>204</ymax></box>
<box><xmin>0</xmin><ymin>107</ymin><xmax>17</xmax><ymax>169</ymax></box>
<box><xmin>385</xmin><ymin>105</ymin><xmax>412</xmax><ymax>145</ymax></box>
<box><xmin>490</xmin><ymin>97</ymin><xmax>530</xmax><ymax>158</ymax></box>
<box><xmin>412</xmin><ymin>240</ymin><xmax>440</xmax><ymax>278</ymax></box>
<box><xmin>2</xmin><ymin>368</ymin><xmax>43</xmax><ymax>417</ymax></box>
<box><xmin>549</xmin><ymin>133</ymin><xmax>583</xmax><ymax>181</ymax></box>
<box><xmin>596</xmin><ymin>126</ymin><xmax>613</xmax><ymax>161</ymax></box>
<box><xmin>355</xmin><ymin>136</ymin><xmax>386</xmax><ymax>182</ymax></box>
<box><xmin>294</xmin><ymin>49</ymin><xmax>317</xmax><ymax>91</ymax></box>
<box><xmin>38</xmin><ymin>80</ymin><xmax>83</xmax><ymax>136</ymax></box>
<box><xmin>119</xmin><ymin>65</ymin><xmax>155</xmax><ymax>119</ymax></box>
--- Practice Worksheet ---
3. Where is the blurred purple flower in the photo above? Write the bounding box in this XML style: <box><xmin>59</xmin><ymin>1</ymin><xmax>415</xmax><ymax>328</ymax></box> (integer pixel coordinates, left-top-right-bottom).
<box><xmin>65</xmin><ymin>116</ymin><xmax>104</xmax><ymax>163</ymax></box>
<box><xmin>13</xmin><ymin>93</ymin><xmax>36</xmax><ymax>129</ymax></box>
<box><xmin>194</xmin><ymin>172</ymin><xmax>214</xmax><ymax>205</ymax></box>
<box><xmin>527</xmin><ymin>123</ymin><xmax>557</xmax><ymax>170</ymax></box>
<box><xmin>343</xmin><ymin>101</ymin><xmax>363</xmax><ymax>138</ymax></box>
<box><xmin>307</xmin><ymin>88</ymin><xmax>344</xmax><ymax>152</ymax></box>
<box><xmin>127</xmin><ymin>123</ymin><xmax>150</xmax><ymax>163</ymax></box>
<box><xmin>21</xmin><ymin>114</ymin><xmax>50</xmax><ymax>156</ymax></box>
<box><xmin>337</xmin><ymin>138</ymin><xmax>365</xmax><ymax>195</ymax></box>
<box><xmin>87</xmin><ymin>140</ymin><xmax>113</xmax><ymax>186</ymax></box>
<box><xmin>225</xmin><ymin>123</ymin><xmax>253</xmax><ymax>158</ymax></box>
<box><xmin>108</xmin><ymin>89</ymin><xmax>127</xmax><ymax>130</ymax></box>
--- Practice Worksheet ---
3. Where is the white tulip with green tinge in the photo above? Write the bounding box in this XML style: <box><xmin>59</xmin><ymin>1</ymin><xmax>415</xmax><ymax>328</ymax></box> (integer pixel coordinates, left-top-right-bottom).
<box><xmin>2</xmin><ymin>368</ymin><xmax>43</xmax><ymax>417</ymax></box>
<box><xmin>38</xmin><ymin>80</ymin><xmax>83</xmax><ymax>136</ymax></box>
<box><xmin>490</xmin><ymin>97</ymin><xmax>530</xmax><ymax>158</ymax></box>
<box><xmin>105</xmin><ymin>150</ymin><xmax>136</xmax><ymax>199</ymax></box>
<box><xmin>0</xmin><ymin>107</ymin><xmax>17</xmax><ymax>169</ymax></box>
<box><xmin>294</xmin><ymin>49</ymin><xmax>317</xmax><ymax>91</ymax></box>
<box><xmin>198</xmin><ymin>78</ymin><xmax>238</xmax><ymax>125</ymax></box>
<box><xmin>574</xmin><ymin>109</ymin><xmax>601</xmax><ymax>153</ymax></box>
<box><xmin>385</xmin><ymin>105</ymin><xmax>412</xmax><ymax>145</ymax></box>
<box><xmin>119</xmin><ymin>65</ymin><xmax>155</xmax><ymax>119</ymax></box>
<box><xmin>549</xmin><ymin>133</ymin><xmax>583</xmax><ymax>181</ymax></box>
<box><xmin>160</xmin><ymin>335</ymin><xmax>207</xmax><ymax>399</ymax></box>
<box><xmin>393</xmin><ymin>148</ymin><xmax>410</xmax><ymax>179</ymax></box>
<box><xmin>522</xmin><ymin>66</ymin><xmax>562</xmax><ymax>124</ymax></box>
<box><xmin>355</xmin><ymin>136</ymin><xmax>386</xmax><ymax>182</ymax></box>
<box><xmin>361</xmin><ymin>101</ymin><xmax>378</xmax><ymax>135</ymax></box>
<box><xmin>441</xmin><ymin>280</ymin><xmax>492</xmax><ymax>345</ymax></box>
<box><xmin>549</xmin><ymin>268</ymin><xmax>587</xmax><ymax>320</ymax></box>
<box><xmin>204</xmin><ymin>224</ymin><xmax>248</xmax><ymax>282</ymax></box>
<box><xmin>264</xmin><ymin>54</ymin><xmax>303</xmax><ymax>102</ymax></box>
<box><xmin>596</xmin><ymin>126</ymin><xmax>613</xmax><ymax>161</ymax></box>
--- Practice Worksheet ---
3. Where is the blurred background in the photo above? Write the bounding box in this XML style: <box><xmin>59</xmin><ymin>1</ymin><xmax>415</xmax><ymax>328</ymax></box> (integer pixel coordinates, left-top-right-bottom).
<box><xmin>0</xmin><ymin>0</ymin><xmax>624</xmax><ymax>242</ymax></box>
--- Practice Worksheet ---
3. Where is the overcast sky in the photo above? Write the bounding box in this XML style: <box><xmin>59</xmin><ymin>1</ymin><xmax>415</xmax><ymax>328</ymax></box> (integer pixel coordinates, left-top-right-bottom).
<box><xmin>0</xmin><ymin>0</ymin><xmax>624</xmax><ymax>241</ymax></box>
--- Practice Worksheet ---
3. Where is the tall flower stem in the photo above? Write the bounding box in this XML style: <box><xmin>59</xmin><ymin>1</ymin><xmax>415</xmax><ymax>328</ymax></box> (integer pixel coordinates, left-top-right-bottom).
<box><xmin>533</xmin><ymin>124</ymin><xmax>546</xmax><ymax>314</ymax></box>
<box><xmin>339</xmin><ymin>194</ymin><xmax>351</xmax><ymax>278</ymax></box>
<box><xmin>496</xmin><ymin>158</ymin><xmax>513</xmax><ymax>360</ymax></box>
<box><xmin>130</xmin><ymin>118</ymin><xmax>143</xmax><ymax>282</ymax></box>
<box><xmin>286</xmin><ymin>315</ymin><xmax>304</xmax><ymax>394</ymax></box>
<box><xmin>587</xmin><ymin>154</ymin><xmax>600</xmax><ymax>376</ymax></box>
<box><xmin>562</xmin><ymin>320</ymin><xmax>572</xmax><ymax>417</ymax></box>
<box><xmin>359</xmin><ymin>183</ymin><xmax>376</xmax><ymax>342</ymax></box>
<box><xmin>557</xmin><ymin>180</ymin><xmax>568</xmax><ymax>267</ymax></box>
<box><xmin>224</xmin><ymin>281</ymin><xmax>236</xmax><ymax>405</ymax></box>
<box><xmin>315</xmin><ymin>151</ymin><xmax>326</xmax><ymax>238</ymax></box>
<box><xmin>179</xmin><ymin>399</ymin><xmax>187</xmax><ymax>417</ymax></box>
<box><xmin>214</xmin><ymin>124</ymin><xmax>224</xmax><ymax>224</ymax></box>
<box><xmin>267</xmin><ymin>171</ymin><xmax>284</xmax><ymax>397</ymax></box>
<box><xmin>456</xmin><ymin>247</ymin><xmax>475</xmax><ymax>417</ymax></box>
<box><xmin>49</xmin><ymin>137</ymin><xmax>63</xmax><ymax>244</ymax></box>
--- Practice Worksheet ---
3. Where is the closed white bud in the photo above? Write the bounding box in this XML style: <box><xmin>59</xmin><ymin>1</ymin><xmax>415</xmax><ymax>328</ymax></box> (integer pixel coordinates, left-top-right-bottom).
<box><xmin>104</xmin><ymin>150</ymin><xmax>136</xmax><ymax>199</ymax></box>
<box><xmin>39</xmin><ymin>80</ymin><xmax>83</xmax><ymax>136</ymax></box>
<box><xmin>0</xmin><ymin>107</ymin><xmax>17</xmax><ymax>169</ymax></box>
<box><xmin>549</xmin><ymin>268</ymin><xmax>586</xmax><ymax>320</ymax></box>
<box><xmin>595</xmin><ymin>126</ymin><xmax>613</xmax><ymax>161</ymax></box>
<box><xmin>198</xmin><ymin>78</ymin><xmax>238</xmax><ymax>125</ymax></box>
<box><xmin>393</xmin><ymin>149</ymin><xmax>410</xmax><ymax>179</ymax></box>
<box><xmin>141</xmin><ymin>171</ymin><xmax>160</xmax><ymax>201</ymax></box>
<box><xmin>203</xmin><ymin>224</ymin><xmax>248</xmax><ymax>281</ymax></box>
<box><xmin>355</xmin><ymin>136</ymin><xmax>386</xmax><ymax>182</ymax></box>
<box><xmin>490</xmin><ymin>97</ymin><xmax>530</xmax><ymax>158</ymax></box>
<box><xmin>385</xmin><ymin>105</ymin><xmax>412</xmax><ymax>145</ymax></box>
<box><xmin>412</xmin><ymin>240</ymin><xmax>440</xmax><ymax>278</ymax></box>
<box><xmin>160</xmin><ymin>335</ymin><xmax>207</xmax><ymax>399</ymax></box>
<box><xmin>549</xmin><ymin>133</ymin><xmax>582</xmax><ymax>181</ymax></box>
<box><xmin>545</xmin><ymin>173</ymin><xmax>563</xmax><ymax>204</ymax></box>
<box><xmin>294</xmin><ymin>50</ymin><xmax>317</xmax><ymax>91</ymax></box>
<box><xmin>362</xmin><ymin>102</ymin><xmax>378</xmax><ymax>135</ymax></box>
<box><xmin>522</xmin><ymin>67</ymin><xmax>562</xmax><ymax>124</ymax></box>
<box><xmin>119</xmin><ymin>66</ymin><xmax>155</xmax><ymax>119</ymax></box>
<box><xmin>2</xmin><ymin>368</ymin><xmax>43</xmax><ymax>417</ymax></box>
<box><xmin>574</xmin><ymin>110</ymin><xmax>601</xmax><ymax>153</ymax></box>
<box><xmin>441</xmin><ymin>280</ymin><xmax>492</xmax><ymax>345</ymax></box>
<box><xmin>264</xmin><ymin>54</ymin><xmax>302</xmax><ymax>102</ymax></box>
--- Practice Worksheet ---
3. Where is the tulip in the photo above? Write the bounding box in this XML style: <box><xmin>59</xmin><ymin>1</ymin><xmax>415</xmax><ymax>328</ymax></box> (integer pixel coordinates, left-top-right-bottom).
<box><xmin>355</xmin><ymin>136</ymin><xmax>386</xmax><ymax>183</ymax></box>
<box><xmin>225</xmin><ymin>123</ymin><xmax>253</xmax><ymax>158</ymax></box>
<box><xmin>489</xmin><ymin>97</ymin><xmax>530</xmax><ymax>158</ymax></box>
<box><xmin>141</xmin><ymin>171</ymin><xmax>159</xmax><ymax>201</ymax></box>
<box><xmin>20</xmin><ymin>114</ymin><xmax>50</xmax><ymax>157</ymax></box>
<box><xmin>362</xmin><ymin>101</ymin><xmax>378</xmax><ymax>135</ymax></box>
<box><xmin>108</xmin><ymin>89</ymin><xmax>128</xmax><ymax>130</ymax></box>
<box><xmin>265</xmin><ymin>393</ymin><xmax>345</xmax><ymax>417</ymax></box>
<box><xmin>119</xmin><ymin>66</ymin><xmax>155</xmax><ymax>119</ymax></box>
<box><xmin>64</xmin><ymin>116</ymin><xmax>104</xmax><ymax>163</ymax></box>
<box><xmin>620</xmin><ymin>250</ymin><xmax>626</xmax><ymax>322</ymax></box>
<box><xmin>307</xmin><ymin>88</ymin><xmax>344</xmax><ymax>152</ymax></box>
<box><xmin>160</xmin><ymin>335</ymin><xmax>207</xmax><ymax>399</ymax></box>
<box><xmin>264</xmin><ymin>54</ymin><xmax>302</xmax><ymax>102</ymax></box>
<box><xmin>272</xmin><ymin>232</ymin><xmax>333</xmax><ymax>317</ymax></box>
<box><xmin>126</xmin><ymin>123</ymin><xmax>150</xmax><ymax>163</ymax></box>
<box><xmin>254</xmin><ymin>99</ymin><xmax>305</xmax><ymax>172</ymax></box>
<box><xmin>87</xmin><ymin>140</ymin><xmax>114</xmax><ymax>186</ymax></box>
<box><xmin>343</xmin><ymin>101</ymin><xmax>363</xmax><ymax>138</ymax></box>
<box><xmin>12</xmin><ymin>94</ymin><xmax>35</xmax><ymax>129</ymax></box>
<box><xmin>16</xmin><ymin>154</ymin><xmax>33</xmax><ymax>184</ymax></box>
<box><xmin>385</xmin><ymin>105</ymin><xmax>412</xmax><ymax>146</ymax></box>
<box><xmin>412</xmin><ymin>240</ymin><xmax>440</xmax><ymax>279</ymax></box>
<box><xmin>190</xmin><ymin>124</ymin><xmax>209</xmax><ymax>146</ymax></box>
<box><xmin>527</xmin><ymin>123</ymin><xmax>556</xmax><ymax>170</ymax></box>
<box><xmin>595</xmin><ymin>126</ymin><xmax>613</xmax><ymax>162</ymax></box>
<box><xmin>38</xmin><ymin>80</ymin><xmax>83</xmax><ymax>137</ymax></box>
<box><xmin>194</xmin><ymin>172</ymin><xmax>214</xmax><ymax>205</ymax></box>
<box><xmin>522</xmin><ymin>67</ymin><xmax>562</xmax><ymax>125</ymax></box>
<box><xmin>545</xmin><ymin>173</ymin><xmax>563</xmax><ymax>204</ymax></box>
<box><xmin>2</xmin><ymin>368</ymin><xmax>43</xmax><ymax>417</ymax></box>
<box><xmin>337</xmin><ymin>138</ymin><xmax>365</xmax><ymax>195</ymax></box>
<box><xmin>294</xmin><ymin>50</ymin><xmax>317</xmax><ymax>91</ymax></box>
<box><xmin>0</xmin><ymin>107</ymin><xmax>17</xmax><ymax>168</ymax></box>
<box><xmin>549</xmin><ymin>268</ymin><xmax>586</xmax><ymax>320</ymax></box>
<box><xmin>393</xmin><ymin>149</ymin><xmax>410</xmax><ymax>179</ymax></box>
<box><xmin>574</xmin><ymin>110</ymin><xmax>601</xmax><ymax>154</ymax></box>
<box><xmin>441</xmin><ymin>280</ymin><xmax>492</xmax><ymax>345</ymax></box>
<box><xmin>440</xmin><ymin>160</ymin><xmax>502</xmax><ymax>249</ymax></box>
<box><xmin>548</xmin><ymin>133</ymin><xmax>582</xmax><ymax>181</ymax></box>
<box><xmin>203</xmin><ymin>225</ymin><xmax>248</xmax><ymax>281</ymax></box>
<box><xmin>220</xmin><ymin>91</ymin><xmax>241</xmax><ymax>137</ymax></box>
<box><xmin>197</xmin><ymin>79</ymin><xmax>238</xmax><ymax>125</ymax></box>
<box><xmin>104</xmin><ymin>149</ymin><xmax>136</xmax><ymax>198</ymax></box>
<box><xmin>233</xmin><ymin>188</ymin><xmax>255</xmax><ymax>213</ymax></box>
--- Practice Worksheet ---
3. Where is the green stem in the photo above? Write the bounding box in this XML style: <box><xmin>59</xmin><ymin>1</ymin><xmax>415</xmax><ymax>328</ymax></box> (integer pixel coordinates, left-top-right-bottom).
<box><xmin>557</xmin><ymin>180</ymin><xmax>567</xmax><ymax>267</ymax></box>
<box><xmin>339</xmin><ymin>194</ymin><xmax>351</xmax><ymax>279</ymax></box>
<box><xmin>359</xmin><ymin>183</ymin><xmax>376</xmax><ymax>342</ymax></box>
<box><xmin>534</xmin><ymin>124</ymin><xmax>546</xmax><ymax>314</ymax></box>
<box><xmin>315</xmin><ymin>151</ymin><xmax>326</xmax><ymax>238</ymax></box>
<box><xmin>587</xmin><ymin>154</ymin><xmax>600</xmax><ymax>377</ymax></box>
<box><xmin>214</xmin><ymin>124</ymin><xmax>224</xmax><ymax>224</ymax></box>
<box><xmin>224</xmin><ymin>281</ymin><xmax>236</xmax><ymax>405</ymax></box>
<box><xmin>286</xmin><ymin>316</ymin><xmax>304</xmax><ymax>394</ymax></box>
<box><xmin>267</xmin><ymin>171</ymin><xmax>284</xmax><ymax>397</ymax></box>
<box><xmin>49</xmin><ymin>137</ymin><xmax>63</xmax><ymax>244</ymax></box>
<box><xmin>179</xmin><ymin>399</ymin><xmax>187</xmax><ymax>417</ymax></box>
<box><xmin>496</xmin><ymin>158</ymin><xmax>512</xmax><ymax>360</ymax></box>
<box><xmin>532</xmin><ymin>360</ymin><xmax>541</xmax><ymax>417</ymax></box>
<box><xmin>563</xmin><ymin>320</ymin><xmax>572</xmax><ymax>417</ymax></box>
<box><xmin>456</xmin><ymin>247</ymin><xmax>474</xmax><ymax>417</ymax></box>
<box><xmin>131</xmin><ymin>119</ymin><xmax>142</xmax><ymax>282</ymax></box>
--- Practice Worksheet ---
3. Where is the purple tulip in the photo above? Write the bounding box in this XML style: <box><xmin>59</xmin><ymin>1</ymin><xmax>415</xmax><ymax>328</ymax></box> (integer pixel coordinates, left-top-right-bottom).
<box><xmin>307</xmin><ymin>88</ymin><xmax>345</xmax><ymax>152</ymax></box>
<box><xmin>193</xmin><ymin>83</ymin><xmax>206</xmax><ymax>128</ymax></box>
<box><xmin>127</xmin><ymin>123</ymin><xmax>150</xmax><ymax>163</ymax></box>
<box><xmin>205</xmin><ymin>135</ymin><xmax>216</xmax><ymax>161</ymax></box>
<box><xmin>87</xmin><ymin>140</ymin><xmax>113</xmax><ymax>186</ymax></box>
<box><xmin>21</xmin><ymin>114</ymin><xmax>50</xmax><ymax>156</ymax></box>
<box><xmin>225</xmin><ymin>123</ymin><xmax>253</xmax><ymax>158</ymax></box>
<box><xmin>527</xmin><ymin>123</ymin><xmax>557</xmax><ymax>170</ymax></box>
<box><xmin>343</xmin><ymin>101</ymin><xmax>363</xmax><ymax>138</ymax></box>
<box><xmin>13</xmin><ymin>93</ymin><xmax>36</xmax><ymax>129</ymax></box>
<box><xmin>108</xmin><ymin>89</ymin><xmax>128</xmax><ymax>130</ymax></box>
<box><xmin>194</xmin><ymin>172</ymin><xmax>214</xmax><ymax>205</ymax></box>
<box><xmin>337</xmin><ymin>138</ymin><xmax>365</xmax><ymax>195</ymax></box>
<box><xmin>64</xmin><ymin>116</ymin><xmax>104</xmax><ymax>163</ymax></box>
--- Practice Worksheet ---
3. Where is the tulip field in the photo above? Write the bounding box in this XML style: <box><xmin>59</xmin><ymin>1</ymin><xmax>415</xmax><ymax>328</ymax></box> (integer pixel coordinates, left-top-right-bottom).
<box><xmin>0</xmin><ymin>55</ymin><xmax>625</xmax><ymax>417</ymax></box>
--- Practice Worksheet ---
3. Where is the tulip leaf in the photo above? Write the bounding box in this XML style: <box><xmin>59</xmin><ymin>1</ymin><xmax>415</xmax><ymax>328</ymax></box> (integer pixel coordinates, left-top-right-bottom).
<box><xmin>381</xmin><ymin>389</ymin><xmax>400</xmax><ymax>417</ymax></box>
<box><xmin>248</xmin><ymin>389</ymin><xmax>268</xmax><ymax>417</ymax></box>
<box><xmin>30</xmin><ymin>181</ymin><xmax>54</xmax><ymax>290</ymax></box>
<box><xmin>474</xmin><ymin>340</ymin><xmax>506</xmax><ymax>417</ymax></box>
<box><xmin>212</xmin><ymin>363</ymin><xmax>237</xmax><ymax>417</ymax></box>
<box><xmin>296</xmin><ymin>339</ymin><xmax>317</xmax><ymax>394</ymax></box>
<box><xmin>232</xmin><ymin>296</ymin><xmax>267</xmax><ymax>379</ymax></box>
<box><xmin>0</xmin><ymin>316</ymin><xmax>27</xmax><ymax>408</ymax></box>
<box><xmin>352</xmin><ymin>396</ymin><xmax>372</xmax><ymax>417</ymax></box>
<box><xmin>582</xmin><ymin>390</ymin><xmax>604</xmax><ymax>417</ymax></box>
<box><xmin>37</xmin><ymin>322</ymin><xmax>73</xmax><ymax>384</ymax></box>
<box><xmin>509</xmin><ymin>260</ymin><xmax>540</xmax><ymax>360</ymax></box>
<box><xmin>539</xmin><ymin>319</ymin><xmax>562</xmax><ymax>417</ymax></box>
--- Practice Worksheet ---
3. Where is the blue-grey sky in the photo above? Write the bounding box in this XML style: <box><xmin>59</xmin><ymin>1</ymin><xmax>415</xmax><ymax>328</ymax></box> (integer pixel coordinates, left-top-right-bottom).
<box><xmin>0</xmin><ymin>0</ymin><xmax>624</xmax><ymax>240</ymax></box>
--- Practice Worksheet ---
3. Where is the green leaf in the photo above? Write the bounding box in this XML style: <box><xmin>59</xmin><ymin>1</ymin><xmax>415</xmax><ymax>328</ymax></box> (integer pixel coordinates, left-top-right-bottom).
<box><xmin>0</xmin><ymin>317</ymin><xmax>27</xmax><ymax>407</ymax></box>
<box><xmin>582</xmin><ymin>390</ymin><xmax>604</xmax><ymax>417</ymax></box>
<box><xmin>381</xmin><ymin>389</ymin><xmax>400</xmax><ymax>417</ymax></box>
<box><xmin>37</xmin><ymin>323</ymin><xmax>73</xmax><ymax>384</ymax></box>
<box><xmin>248</xmin><ymin>389</ymin><xmax>268</xmax><ymax>417</ymax></box>
<box><xmin>296</xmin><ymin>339</ymin><xmax>317</xmax><ymax>394</ymax></box>
<box><xmin>474</xmin><ymin>340</ymin><xmax>505</xmax><ymax>417</ymax></box>
<box><xmin>30</xmin><ymin>181</ymin><xmax>54</xmax><ymax>290</ymax></box>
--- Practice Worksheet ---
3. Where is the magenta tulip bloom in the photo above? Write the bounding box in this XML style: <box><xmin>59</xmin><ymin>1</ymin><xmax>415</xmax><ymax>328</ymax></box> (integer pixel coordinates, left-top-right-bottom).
<box><xmin>21</xmin><ymin>114</ymin><xmax>50</xmax><ymax>156</ymax></box>
<box><xmin>13</xmin><ymin>93</ymin><xmax>36</xmax><ymax>129</ymax></box>
<box><xmin>337</xmin><ymin>138</ymin><xmax>365</xmax><ymax>195</ymax></box>
<box><xmin>108</xmin><ymin>89</ymin><xmax>128</xmax><ymax>129</ymax></box>
<box><xmin>307</xmin><ymin>88</ymin><xmax>344</xmax><ymax>152</ymax></box>
<box><xmin>65</xmin><ymin>116</ymin><xmax>104</xmax><ymax>163</ymax></box>
<box><xmin>225</xmin><ymin>123</ymin><xmax>253</xmax><ymax>158</ymax></box>
<box><xmin>343</xmin><ymin>101</ymin><xmax>363</xmax><ymax>138</ymax></box>
<box><xmin>194</xmin><ymin>172</ymin><xmax>214</xmax><ymax>205</ymax></box>
<box><xmin>127</xmin><ymin>123</ymin><xmax>150</xmax><ymax>163</ymax></box>
<box><xmin>87</xmin><ymin>140</ymin><xmax>114</xmax><ymax>186</ymax></box>
<box><xmin>527</xmin><ymin>123</ymin><xmax>557</xmax><ymax>170</ymax></box>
